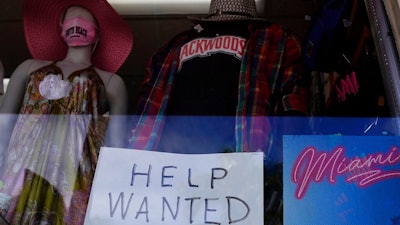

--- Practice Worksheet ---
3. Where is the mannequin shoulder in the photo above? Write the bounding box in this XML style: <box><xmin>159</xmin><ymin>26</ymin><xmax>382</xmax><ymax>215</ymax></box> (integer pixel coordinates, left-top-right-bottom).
<box><xmin>94</xmin><ymin>67</ymin><xmax>126</xmax><ymax>90</ymax></box>
<box><xmin>11</xmin><ymin>59</ymin><xmax>52</xmax><ymax>79</ymax></box>
<box><xmin>94</xmin><ymin>67</ymin><xmax>114</xmax><ymax>78</ymax></box>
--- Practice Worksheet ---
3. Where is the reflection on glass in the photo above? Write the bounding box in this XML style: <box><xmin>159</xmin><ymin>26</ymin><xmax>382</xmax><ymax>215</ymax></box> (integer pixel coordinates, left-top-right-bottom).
<box><xmin>107</xmin><ymin>0</ymin><xmax>265</xmax><ymax>15</ymax></box>
<box><xmin>0</xmin><ymin>116</ymin><xmax>398</xmax><ymax>224</ymax></box>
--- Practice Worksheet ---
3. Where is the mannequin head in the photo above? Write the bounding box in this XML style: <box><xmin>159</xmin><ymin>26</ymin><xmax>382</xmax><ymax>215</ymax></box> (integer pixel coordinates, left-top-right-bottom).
<box><xmin>23</xmin><ymin>0</ymin><xmax>133</xmax><ymax>73</ymax></box>
<box><xmin>61</xmin><ymin>6</ymin><xmax>99</xmax><ymax>48</ymax></box>
<box><xmin>63</xmin><ymin>6</ymin><xmax>96</xmax><ymax>25</ymax></box>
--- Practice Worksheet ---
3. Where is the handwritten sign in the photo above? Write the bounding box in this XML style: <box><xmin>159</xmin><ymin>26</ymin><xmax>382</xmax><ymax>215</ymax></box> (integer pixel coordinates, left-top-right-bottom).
<box><xmin>84</xmin><ymin>148</ymin><xmax>264</xmax><ymax>225</ymax></box>
<box><xmin>283</xmin><ymin>135</ymin><xmax>400</xmax><ymax>225</ymax></box>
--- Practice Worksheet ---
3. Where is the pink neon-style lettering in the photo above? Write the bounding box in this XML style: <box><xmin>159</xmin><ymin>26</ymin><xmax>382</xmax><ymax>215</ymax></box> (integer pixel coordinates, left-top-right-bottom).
<box><xmin>336</xmin><ymin>71</ymin><xmax>359</xmax><ymax>102</ymax></box>
<box><xmin>291</xmin><ymin>146</ymin><xmax>400</xmax><ymax>199</ymax></box>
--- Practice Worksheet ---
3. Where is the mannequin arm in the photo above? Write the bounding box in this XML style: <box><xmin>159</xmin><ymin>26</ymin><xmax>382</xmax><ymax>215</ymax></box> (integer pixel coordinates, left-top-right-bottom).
<box><xmin>0</xmin><ymin>59</ymin><xmax>35</xmax><ymax>114</ymax></box>
<box><xmin>0</xmin><ymin>59</ymin><xmax>33</xmax><ymax>164</ymax></box>
<box><xmin>104</xmin><ymin>74</ymin><xmax>129</xmax><ymax>148</ymax></box>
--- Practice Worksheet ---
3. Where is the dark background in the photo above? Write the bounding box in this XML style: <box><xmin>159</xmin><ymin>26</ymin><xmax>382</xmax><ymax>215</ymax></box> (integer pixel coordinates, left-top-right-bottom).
<box><xmin>0</xmin><ymin>0</ymin><xmax>324</xmax><ymax>113</ymax></box>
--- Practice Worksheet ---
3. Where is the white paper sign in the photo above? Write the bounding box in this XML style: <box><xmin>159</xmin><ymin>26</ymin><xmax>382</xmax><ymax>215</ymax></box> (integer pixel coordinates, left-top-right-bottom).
<box><xmin>84</xmin><ymin>147</ymin><xmax>264</xmax><ymax>225</ymax></box>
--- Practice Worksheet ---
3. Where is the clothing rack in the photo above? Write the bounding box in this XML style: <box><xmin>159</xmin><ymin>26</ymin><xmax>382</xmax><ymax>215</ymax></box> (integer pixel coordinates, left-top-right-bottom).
<box><xmin>364</xmin><ymin>0</ymin><xmax>400</xmax><ymax>134</ymax></box>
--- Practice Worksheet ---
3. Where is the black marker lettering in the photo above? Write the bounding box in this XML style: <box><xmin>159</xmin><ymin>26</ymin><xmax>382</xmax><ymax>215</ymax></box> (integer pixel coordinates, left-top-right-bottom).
<box><xmin>185</xmin><ymin>197</ymin><xmax>201</xmax><ymax>223</ymax></box>
<box><xmin>162</xmin><ymin>166</ymin><xmax>177</xmax><ymax>187</ymax></box>
<box><xmin>131</xmin><ymin>163</ymin><xmax>151</xmax><ymax>187</ymax></box>
<box><xmin>204</xmin><ymin>198</ymin><xmax>220</xmax><ymax>225</ymax></box>
<box><xmin>227</xmin><ymin>196</ymin><xmax>250</xmax><ymax>224</ymax></box>
<box><xmin>135</xmin><ymin>196</ymin><xmax>149</xmax><ymax>222</ymax></box>
<box><xmin>211</xmin><ymin>168</ymin><xmax>228</xmax><ymax>188</ymax></box>
<box><xmin>162</xmin><ymin>196</ymin><xmax>180</xmax><ymax>221</ymax></box>
<box><xmin>108</xmin><ymin>192</ymin><xmax>134</xmax><ymax>220</ymax></box>
<box><xmin>188</xmin><ymin>168</ymin><xmax>199</xmax><ymax>187</ymax></box>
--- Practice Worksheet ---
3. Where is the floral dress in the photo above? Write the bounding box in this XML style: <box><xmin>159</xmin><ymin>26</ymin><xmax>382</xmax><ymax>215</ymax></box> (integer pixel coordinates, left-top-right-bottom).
<box><xmin>0</xmin><ymin>62</ymin><xmax>109</xmax><ymax>224</ymax></box>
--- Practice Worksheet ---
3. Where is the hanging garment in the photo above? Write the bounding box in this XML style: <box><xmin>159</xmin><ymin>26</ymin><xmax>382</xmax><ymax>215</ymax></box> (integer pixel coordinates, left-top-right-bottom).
<box><xmin>129</xmin><ymin>22</ymin><xmax>310</xmax><ymax>155</ymax></box>
<box><xmin>303</xmin><ymin>0</ymin><xmax>389</xmax><ymax>118</ymax></box>
<box><xmin>0</xmin><ymin>62</ymin><xmax>108</xmax><ymax>224</ymax></box>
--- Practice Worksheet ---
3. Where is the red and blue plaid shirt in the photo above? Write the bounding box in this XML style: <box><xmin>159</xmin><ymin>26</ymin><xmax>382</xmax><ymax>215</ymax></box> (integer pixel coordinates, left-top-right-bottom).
<box><xmin>128</xmin><ymin>22</ymin><xmax>309</xmax><ymax>155</ymax></box>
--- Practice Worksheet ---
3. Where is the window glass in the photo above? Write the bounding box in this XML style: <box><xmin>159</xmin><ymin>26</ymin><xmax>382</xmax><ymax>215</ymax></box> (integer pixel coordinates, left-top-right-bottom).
<box><xmin>0</xmin><ymin>0</ymin><xmax>399</xmax><ymax>224</ymax></box>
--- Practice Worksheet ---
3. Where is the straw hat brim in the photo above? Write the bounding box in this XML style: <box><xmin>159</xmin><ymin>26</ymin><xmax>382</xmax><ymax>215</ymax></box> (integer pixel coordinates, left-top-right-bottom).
<box><xmin>23</xmin><ymin>0</ymin><xmax>133</xmax><ymax>73</ymax></box>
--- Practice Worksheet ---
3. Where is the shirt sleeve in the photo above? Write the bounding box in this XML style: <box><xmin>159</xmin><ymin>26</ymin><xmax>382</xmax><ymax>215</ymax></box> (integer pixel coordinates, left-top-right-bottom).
<box><xmin>280</xmin><ymin>32</ymin><xmax>310</xmax><ymax>116</ymax></box>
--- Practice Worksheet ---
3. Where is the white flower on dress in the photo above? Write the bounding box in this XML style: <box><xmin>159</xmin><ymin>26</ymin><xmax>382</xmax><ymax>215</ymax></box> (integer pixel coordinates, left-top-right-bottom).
<box><xmin>39</xmin><ymin>74</ymin><xmax>72</xmax><ymax>100</ymax></box>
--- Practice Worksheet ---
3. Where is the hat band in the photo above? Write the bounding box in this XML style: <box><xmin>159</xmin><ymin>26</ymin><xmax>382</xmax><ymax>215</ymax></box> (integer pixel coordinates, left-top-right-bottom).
<box><xmin>206</xmin><ymin>11</ymin><xmax>257</xmax><ymax>19</ymax></box>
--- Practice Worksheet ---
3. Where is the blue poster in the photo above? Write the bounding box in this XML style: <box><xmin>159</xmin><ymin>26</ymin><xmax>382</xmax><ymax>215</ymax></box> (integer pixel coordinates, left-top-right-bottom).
<box><xmin>283</xmin><ymin>135</ymin><xmax>400</xmax><ymax>225</ymax></box>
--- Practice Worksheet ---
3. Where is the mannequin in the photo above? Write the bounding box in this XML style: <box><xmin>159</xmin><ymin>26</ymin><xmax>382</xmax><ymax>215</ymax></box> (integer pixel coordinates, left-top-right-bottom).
<box><xmin>129</xmin><ymin>0</ymin><xmax>309</xmax><ymax>155</ymax></box>
<box><xmin>1</xmin><ymin>8</ymin><xmax>128</xmax><ymax>148</ymax></box>
<box><xmin>0</xmin><ymin>0</ymin><xmax>133</xmax><ymax>223</ymax></box>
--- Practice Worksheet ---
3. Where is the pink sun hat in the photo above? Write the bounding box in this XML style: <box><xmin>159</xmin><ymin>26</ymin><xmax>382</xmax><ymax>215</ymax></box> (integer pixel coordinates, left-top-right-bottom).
<box><xmin>23</xmin><ymin>0</ymin><xmax>133</xmax><ymax>73</ymax></box>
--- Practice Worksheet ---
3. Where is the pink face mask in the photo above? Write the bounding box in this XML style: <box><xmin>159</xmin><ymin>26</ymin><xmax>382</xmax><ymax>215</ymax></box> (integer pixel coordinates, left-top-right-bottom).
<box><xmin>61</xmin><ymin>17</ymin><xmax>98</xmax><ymax>47</ymax></box>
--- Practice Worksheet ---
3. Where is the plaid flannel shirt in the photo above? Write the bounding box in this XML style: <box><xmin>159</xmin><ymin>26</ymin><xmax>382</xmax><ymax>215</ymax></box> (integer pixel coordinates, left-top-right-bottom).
<box><xmin>128</xmin><ymin>22</ymin><xmax>309</xmax><ymax>155</ymax></box>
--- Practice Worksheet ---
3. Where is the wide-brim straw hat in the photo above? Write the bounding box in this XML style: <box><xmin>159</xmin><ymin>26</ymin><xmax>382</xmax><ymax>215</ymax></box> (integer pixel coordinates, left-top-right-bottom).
<box><xmin>23</xmin><ymin>0</ymin><xmax>133</xmax><ymax>73</ymax></box>
<box><xmin>188</xmin><ymin>0</ymin><xmax>265</xmax><ymax>22</ymax></box>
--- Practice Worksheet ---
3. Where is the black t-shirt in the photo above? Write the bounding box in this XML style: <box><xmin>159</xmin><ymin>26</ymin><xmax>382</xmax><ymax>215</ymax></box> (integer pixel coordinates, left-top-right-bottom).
<box><xmin>167</xmin><ymin>22</ymin><xmax>250</xmax><ymax>115</ymax></box>
<box><xmin>158</xmin><ymin>22</ymin><xmax>250</xmax><ymax>153</ymax></box>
